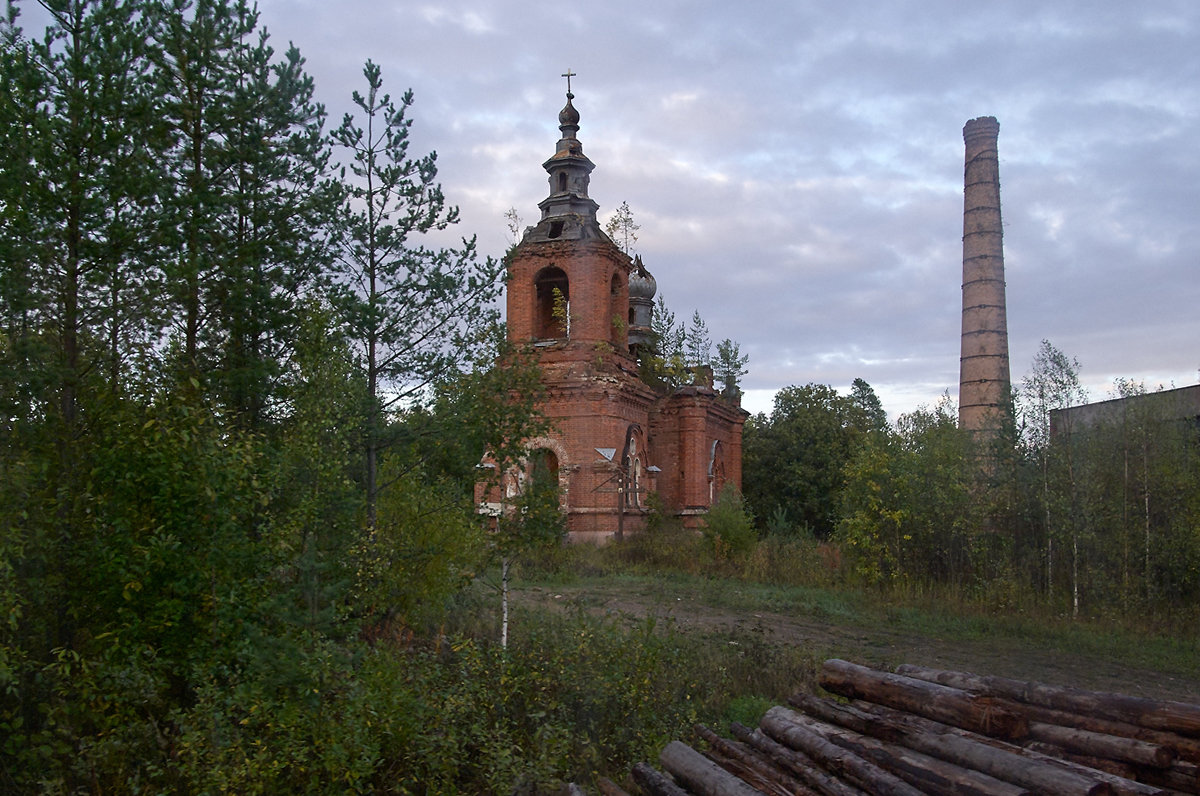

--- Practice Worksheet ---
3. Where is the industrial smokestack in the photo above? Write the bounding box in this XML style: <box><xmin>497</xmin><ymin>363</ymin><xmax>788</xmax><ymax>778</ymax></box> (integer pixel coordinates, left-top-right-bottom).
<box><xmin>959</xmin><ymin>116</ymin><xmax>1012</xmax><ymax>436</ymax></box>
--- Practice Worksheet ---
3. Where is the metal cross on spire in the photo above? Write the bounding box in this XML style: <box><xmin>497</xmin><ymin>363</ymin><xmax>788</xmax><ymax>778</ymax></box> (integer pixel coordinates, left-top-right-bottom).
<box><xmin>562</xmin><ymin>68</ymin><xmax>576</xmax><ymax>95</ymax></box>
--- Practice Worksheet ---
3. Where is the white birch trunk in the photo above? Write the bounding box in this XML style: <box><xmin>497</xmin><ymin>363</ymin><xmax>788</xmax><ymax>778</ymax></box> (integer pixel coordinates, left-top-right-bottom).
<box><xmin>501</xmin><ymin>556</ymin><xmax>510</xmax><ymax>649</ymax></box>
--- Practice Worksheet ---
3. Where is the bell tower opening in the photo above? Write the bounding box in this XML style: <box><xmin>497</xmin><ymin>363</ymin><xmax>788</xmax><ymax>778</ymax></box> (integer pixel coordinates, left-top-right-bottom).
<box><xmin>534</xmin><ymin>266</ymin><xmax>570</xmax><ymax>339</ymax></box>
<box><xmin>609</xmin><ymin>273</ymin><xmax>623</xmax><ymax>343</ymax></box>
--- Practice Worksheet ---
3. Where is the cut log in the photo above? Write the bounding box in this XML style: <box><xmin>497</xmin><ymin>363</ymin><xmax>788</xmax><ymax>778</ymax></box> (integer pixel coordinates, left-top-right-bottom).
<box><xmin>849</xmin><ymin>699</ymin><xmax>1168</xmax><ymax>796</ymax></box>
<box><xmin>659</xmin><ymin>741</ymin><xmax>765</xmax><ymax>796</ymax></box>
<box><xmin>730</xmin><ymin>722</ymin><xmax>867</xmax><ymax>796</ymax></box>
<box><xmin>761</xmin><ymin>706</ymin><xmax>927</xmax><ymax>796</ymax></box>
<box><xmin>783</xmin><ymin>697</ymin><xmax>1115</xmax><ymax>796</ymax></box>
<box><xmin>783</xmin><ymin>697</ymin><xmax>1030</xmax><ymax>796</ymax></box>
<box><xmin>999</xmin><ymin>694</ymin><xmax>1200</xmax><ymax>765</ymax></box>
<box><xmin>700</xmin><ymin>746</ymin><xmax>791</xmax><ymax>796</ymax></box>
<box><xmin>896</xmin><ymin>664</ymin><xmax>1200</xmax><ymax>738</ymax></box>
<box><xmin>632</xmin><ymin>762</ymin><xmax>691</xmax><ymax>796</ymax></box>
<box><xmin>819</xmin><ymin>658</ymin><xmax>1029</xmax><ymax>740</ymax></box>
<box><xmin>694</xmin><ymin>724</ymin><xmax>818</xmax><ymax>796</ymax></box>
<box><xmin>1133</xmin><ymin>759</ymin><xmax>1200</xmax><ymax>795</ymax></box>
<box><xmin>596</xmin><ymin>776</ymin><xmax>633</xmax><ymax>796</ymax></box>
<box><xmin>1027</xmin><ymin>719</ymin><xmax>1177</xmax><ymax>768</ymax></box>
<box><xmin>898</xmin><ymin>665</ymin><xmax>1200</xmax><ymax>765</ymax></box>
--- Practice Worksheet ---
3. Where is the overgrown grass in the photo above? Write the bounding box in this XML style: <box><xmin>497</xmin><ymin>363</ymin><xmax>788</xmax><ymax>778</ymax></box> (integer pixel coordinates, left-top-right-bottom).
<box><xmin>511</xmin><ymin>528</ymin><xmax>1200</xmax><ymax>686</ymax></box>
<box><xmin>396</xmin><ymin>583</ymin><xmax>818</xmax><ymax>791</ymax></box>
<box><xmin>147</xmin><ymin>529</ymin><xmax>1197</xmax><ymax>793</ymax></box>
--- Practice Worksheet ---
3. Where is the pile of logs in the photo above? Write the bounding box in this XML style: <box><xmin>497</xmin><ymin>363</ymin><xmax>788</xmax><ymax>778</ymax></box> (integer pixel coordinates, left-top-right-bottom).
<box><xmin>629</xmin><ymin>659</ymin><xmax>1200</xmax><ymax>795</ymax></box>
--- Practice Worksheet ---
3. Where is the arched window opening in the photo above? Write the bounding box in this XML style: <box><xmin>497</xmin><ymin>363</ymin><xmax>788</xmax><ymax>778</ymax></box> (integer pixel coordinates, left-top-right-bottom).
<box><xmin>534</xmin><ymin>266</ymin><xmax>569</xmax><ymax>339</ymax></box>
<box><xmin>622</xmin><ymin>426</ymin><xmax>646</xmax><ymax>509</ymax></box>
<box><xmin>529</xmin><ymin>448</ymin><xmax>559</xmax><ymax>487</ymax></box>
<box><xmin>557</xmin><ymin>172</ymin><xmax>568</xmax><ymax>193</ymax></box>
<box><xmin>522</xmin><ymin>447</ymin><xmax>563</xmax><ymax>530</ymax></box>
<box><xmin>708</xmin><ymin>439</ymin><xmax>727</xmax><ymax>504</ymax></box>
<box><xmin>609</xmin><ymin>273</ymin><xmax>623</xmax><ymax>343</ymax></box>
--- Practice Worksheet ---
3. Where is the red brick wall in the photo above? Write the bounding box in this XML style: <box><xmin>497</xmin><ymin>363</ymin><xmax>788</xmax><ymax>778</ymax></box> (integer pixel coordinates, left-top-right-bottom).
<box><xmin>495</xmin><ymin>233</ymin><xmax>747</xmax><ymax>542</ymax></box>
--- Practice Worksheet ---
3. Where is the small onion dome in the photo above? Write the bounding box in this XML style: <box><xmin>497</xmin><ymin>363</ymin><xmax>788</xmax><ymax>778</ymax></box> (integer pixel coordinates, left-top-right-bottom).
<box><xmin>628</xmin><ymin>255</ymin><xmax>657</xmax><ymax>300</ymax></box>
<box><xmin>559</xmin><ymin>93</ymin><xmax>580</xmax><ymax>129</ymax></box>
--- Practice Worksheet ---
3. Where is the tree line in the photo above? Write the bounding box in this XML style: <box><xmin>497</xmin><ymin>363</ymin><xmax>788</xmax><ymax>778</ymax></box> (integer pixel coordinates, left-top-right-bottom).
<box><xmin>743</xmin><ymin>342</ymin><xmax>1200</xmax><ymax>618</ymax></box>
<box><xmin>0</xmin><ymin>0</ymin><xmax>559</xmax><ymax>788</ymax></box>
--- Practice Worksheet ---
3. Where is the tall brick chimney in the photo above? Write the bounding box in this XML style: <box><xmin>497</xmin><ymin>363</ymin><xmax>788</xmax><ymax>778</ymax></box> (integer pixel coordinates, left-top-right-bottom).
<box><xmin>959</xmin><ymin>116</ymin><xmax>1012</xmax><ymax>436</ymax></box>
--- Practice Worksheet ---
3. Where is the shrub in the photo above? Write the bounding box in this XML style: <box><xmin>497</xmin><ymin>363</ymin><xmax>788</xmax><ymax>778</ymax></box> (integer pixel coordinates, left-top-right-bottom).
<box><xmin>703</xmin><ymin>485</ymin><xmax>757</xmax><ymax>560</ymax></box>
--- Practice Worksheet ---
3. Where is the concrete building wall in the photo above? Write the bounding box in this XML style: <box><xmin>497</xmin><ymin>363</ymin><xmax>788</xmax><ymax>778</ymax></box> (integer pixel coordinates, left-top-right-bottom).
<box><xmin>1051</xmin><ymin>384</ymin><xmax>1200</xmax><ymax>436</ymax></box>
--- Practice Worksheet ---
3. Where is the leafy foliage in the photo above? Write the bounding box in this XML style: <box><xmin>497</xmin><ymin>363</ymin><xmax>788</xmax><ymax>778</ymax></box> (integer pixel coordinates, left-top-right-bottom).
<box><xmin>0</xmin><ymin>3</ymin><xmax>539</xmax><ymax>790</ymax></box>
<box><xmin>743</xmin><ymin>382</ymin><xmax>874</xmax><ymax>538</ymax></box>
<box><xmin>703</xmin><ymin>484</ymin><xmax>758</xmax><ymax>560</ymax></box>
<box><xmin>838</xmin><ymin>396</ymin><xmax>978</xmax><ymax>585</ymax></box>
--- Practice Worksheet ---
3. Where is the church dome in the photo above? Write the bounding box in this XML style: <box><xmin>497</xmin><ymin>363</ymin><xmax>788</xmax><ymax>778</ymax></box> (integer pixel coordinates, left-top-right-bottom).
<box><xmin>628</xmin><ymin>256</ymin><xmax>657</xmax><ymax>300</ymax></box>
<box><xmin>559</xmin><ymin>94</ymin><xmax>580</xmax><ymax>127</ymax></box>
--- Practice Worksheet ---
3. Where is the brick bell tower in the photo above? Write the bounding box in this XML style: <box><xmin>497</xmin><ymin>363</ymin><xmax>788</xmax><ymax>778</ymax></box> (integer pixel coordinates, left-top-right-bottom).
<box><xmin>502</xmin><ymin>77</ymin><xmax>660</xmax><ymax>541</ymax></box>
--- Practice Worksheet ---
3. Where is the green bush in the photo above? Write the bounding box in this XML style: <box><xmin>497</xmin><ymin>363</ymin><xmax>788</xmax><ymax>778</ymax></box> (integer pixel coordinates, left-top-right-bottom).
<box><xmin>703</xmin><ymin>485</ymin><xmax>757</xmax><ymax>561</ymax></box>
<box><xmin>360</xmin><ymin>608</ymin><xmax>706</xmax><ymax>793</ymax></box>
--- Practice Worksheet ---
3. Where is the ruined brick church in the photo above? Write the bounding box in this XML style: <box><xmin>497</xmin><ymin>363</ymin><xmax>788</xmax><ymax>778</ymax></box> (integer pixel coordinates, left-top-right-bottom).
<box><xmin>479</xmin><ymin>84</ymin><xmax>746</xmax><ymax>543</ymax></box>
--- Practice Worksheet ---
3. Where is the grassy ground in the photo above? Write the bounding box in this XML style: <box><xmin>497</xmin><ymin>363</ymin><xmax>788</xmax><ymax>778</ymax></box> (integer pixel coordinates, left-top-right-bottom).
<box><xmin>500</xmin><ymin>536</ymin><xmax>1200</xmax><ymax>704</ymax></box>
<box><xmin>413</xmin><ymin>535</ymin><xmax>1200</xmax><ymax>791</ymax></box>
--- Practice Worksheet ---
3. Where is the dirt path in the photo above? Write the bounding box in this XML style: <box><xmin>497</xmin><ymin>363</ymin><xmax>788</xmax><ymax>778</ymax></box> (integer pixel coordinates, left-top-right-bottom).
<box><xmin>514</xmin><ymin>581</ymin><xmax>1200</xmax><ymax>703</ymax></box>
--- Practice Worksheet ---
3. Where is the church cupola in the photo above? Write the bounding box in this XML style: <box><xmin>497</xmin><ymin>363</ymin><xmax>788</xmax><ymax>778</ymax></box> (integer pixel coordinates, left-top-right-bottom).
<box><xmin>627</xmin><ymin>255</ymin><xmax>657</xmax><ymax>355</ymax></box>
<box><xmin>526</xmin><ymin>72</ymin><xmax>604</xmax><ymax>242</ymax></box>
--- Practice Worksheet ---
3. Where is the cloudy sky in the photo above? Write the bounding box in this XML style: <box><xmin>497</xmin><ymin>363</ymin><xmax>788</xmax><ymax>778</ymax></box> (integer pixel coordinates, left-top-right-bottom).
<box><xmin>47</xmin><ymin>1</ymin><xmax>1200</xmax><ymax>418</ymax></box>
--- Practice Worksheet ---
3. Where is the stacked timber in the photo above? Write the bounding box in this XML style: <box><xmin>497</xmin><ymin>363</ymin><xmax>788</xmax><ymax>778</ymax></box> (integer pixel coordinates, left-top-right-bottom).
<box><xmin>631</xmin><ymin>659</ymin><xmax>1200</xmax><ymax>795</ymax></box>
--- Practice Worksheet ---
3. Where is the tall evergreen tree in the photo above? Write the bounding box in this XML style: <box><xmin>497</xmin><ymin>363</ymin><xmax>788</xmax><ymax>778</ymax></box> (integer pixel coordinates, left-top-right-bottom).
<box><xmin>154</xmin><ymin>0</ymin><xmax>337</xmax><ymax>424</ymax></box>
<box><xmin>714</xmin><ymin>337</ymin><xmax>748</xmax><ymax>400</ymax></box>
<box><xmin>849</xmin><ymin>377</ymin><xmax>888</xmax><ymax>434</ymax></box>
<box><xmin>330</xmin><ymin>60</ymin><xmax>503</xmax><ymax>526</ymax></box>
<box><xmin>0</xmin><ymin>0</ymin><xmax>165</xmax><ymax>662</ymax></box>
<box><xmin>685</xmin><ymin>309</ymin><xmax>711</xmax><ymax>368</ymax></box>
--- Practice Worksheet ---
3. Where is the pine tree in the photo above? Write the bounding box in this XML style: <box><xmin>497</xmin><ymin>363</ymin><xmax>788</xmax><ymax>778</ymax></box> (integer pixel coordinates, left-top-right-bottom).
<box><xmin>330</xmin><ymin>60</ymin><xmax>504</xmax><ymax>526</ymax></box>
<box><xmin>849</xmin><ymin>377</ymin><xmax>888</xmax><ymax>433</ymax></box>
<box><xmin>153</xmin><ymin>0</ymin><xmax>338</xmax><ymax>424</ymax></box>
<box><xmin>685</xmin><ymin>309</ymin><xmax>711</xmax><ymax>368</ymax></box>
<box><xmin>714</xmin><ymin>338</ymin><xmax>749</xmax><ymax>400</ymax></box>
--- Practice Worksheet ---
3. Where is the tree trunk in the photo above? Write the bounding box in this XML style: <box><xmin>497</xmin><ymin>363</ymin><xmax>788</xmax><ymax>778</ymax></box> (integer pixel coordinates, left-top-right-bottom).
<box><xmin>760</xmin><ymin>707</ymin><xmax>926</xmax><ymax>796</ymax></box>
<box><xmin>785</xmin><ymin>697</ymin><xmax>1030</xmax><ymax>796</ymax></box>
<box><xmin>695</xmin><ymin>723</ymin><xmax>817</xmax><ymax>796</ymax></box>
<box><xmin>632</xmin><ymin>762</ymin><xmax>690</xmax><ymax>796</ymax></box>
<box><xmin>895</xmin><ymin>665</ymin><xmax>1200</xmax><ymax>739</ymax></box>
<box><xmin>898</xmin><ymin>666</ymin><xmax>1200</xmax><ymax>765</ymax></box>
<box><xmin>500</xmin><ymin>556</ymin><xmax>509</xmax><ymax>649</ymax></box>
<box><xmin>730</xmin><ymin>722</ymin><xmax>867</xmax><ymax>796</ymax></box>
<box><xmin>659</xmin><ymin>740</ymin><xmax>775</xmax><ymax>796</ymax></box>
<box><xmin>789</xmin><ymin>700</ymin><xmax>1116</xmax><ymax>796</ymax></box>
<box><xmin>818</xmin><ymin>659</ymin><xmax>1029</xmax><ymax>740</ymax></box>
